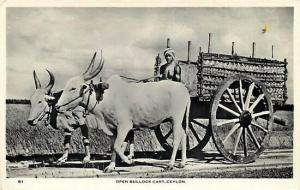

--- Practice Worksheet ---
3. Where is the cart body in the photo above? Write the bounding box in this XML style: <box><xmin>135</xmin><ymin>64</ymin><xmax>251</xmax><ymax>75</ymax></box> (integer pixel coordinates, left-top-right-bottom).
<box><xmin>154</xmin><ymin>46</ymin><xmax>288</xmax><ymax>163</ymax></box>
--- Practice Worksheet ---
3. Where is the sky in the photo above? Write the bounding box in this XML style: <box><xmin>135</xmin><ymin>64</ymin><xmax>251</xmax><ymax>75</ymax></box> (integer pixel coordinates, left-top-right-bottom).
<box><xmin>6</xmin><ymin>7</ymin><xmax>294</xmax><ymax>103</ymax></box>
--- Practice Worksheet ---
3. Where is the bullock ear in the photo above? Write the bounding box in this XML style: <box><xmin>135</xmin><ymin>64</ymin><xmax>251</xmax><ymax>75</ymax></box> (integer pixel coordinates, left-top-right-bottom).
<box><xmin>101</xmin><ymin>82</ymin><xmax>109</xmax><ymax>90</ymax></box>
<box><xmin>79</xmin><ymin>85</ymin><xmax>88</xmax><ymax>96</ymax></box>
<box><xmin>44</xmin><ymin>95</ymin><xmax>55</xmax><ymax>102</ymax></box>
<box><xmin>93</xmin><ymin>82</ymin><xmax>109</xmax><ymax>102</ymax></box>
<box><xmin>93</xmin><ymin>82</ymin><xmax>109</xmax><ymax>92</ymax></box>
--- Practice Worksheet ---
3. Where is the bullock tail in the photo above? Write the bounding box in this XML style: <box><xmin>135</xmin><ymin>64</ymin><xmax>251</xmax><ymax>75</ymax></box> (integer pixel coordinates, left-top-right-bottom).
<box><xmin>184</xmin><ymin>97</ymin><xmax>191</xmax><ymax>135</ymax></box>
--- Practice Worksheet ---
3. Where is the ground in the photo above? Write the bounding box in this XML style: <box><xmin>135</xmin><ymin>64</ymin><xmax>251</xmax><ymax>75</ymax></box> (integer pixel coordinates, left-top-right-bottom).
<box><xmin>6</xmin><ymin>149</ymin><xmax>292</xmax><ymax>178</ymax></box>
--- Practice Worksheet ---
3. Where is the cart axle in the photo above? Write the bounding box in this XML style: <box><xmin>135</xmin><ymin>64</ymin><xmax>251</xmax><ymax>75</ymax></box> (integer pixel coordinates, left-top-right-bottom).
<box><xmin>240</xmin><ymin>111</ymin><xmax>252</xmax><ymax>127</ymax></box>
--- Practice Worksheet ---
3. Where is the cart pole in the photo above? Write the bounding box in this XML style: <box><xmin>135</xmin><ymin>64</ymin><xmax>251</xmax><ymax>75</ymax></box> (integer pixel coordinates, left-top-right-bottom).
<box><xmin>272</xmin><ymin>45</ymin><xmax>274</xmax><ymax>59</ymax></box>
<box><xmin>232</xmin><ymin>42</ymin><xmax>235</xmax><ymax>55</ymax></box>
<box><xmin>187</xmin><ymin>41</ymin><xmax>191</xmax><ymax>64</ymax></box>
<box><xmin>252</xmin><ymin>42</ymin><xmax>256</xmax><ymax>58</ymax></box>
<box><xmin>208</xmin><ymin>33</ymin><xmax>212</xmax><ymax>53</ymax></box>
<box><xmin>154</xmin><ymin>53</ymin><xmax>161</xmax><ymax>82</ymax></box>
<box><xmin>167</xmin><ymin>38</ymin><xmax>170</xmax><ymax>48</ymax></box>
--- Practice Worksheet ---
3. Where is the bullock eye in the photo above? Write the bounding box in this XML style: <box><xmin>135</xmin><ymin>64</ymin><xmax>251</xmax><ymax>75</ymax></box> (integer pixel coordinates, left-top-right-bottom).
<box><xmin>70</xmin><ymin>87</ymin><xmax>76</xmax><ymax>91</ymax></box>
<box><xmin>38</xmin><ymin>101</ymin><xmax>42</xmax><ymax>104</ymax></box>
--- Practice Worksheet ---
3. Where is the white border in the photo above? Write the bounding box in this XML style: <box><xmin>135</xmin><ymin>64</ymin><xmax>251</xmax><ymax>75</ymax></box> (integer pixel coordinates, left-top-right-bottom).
<box><xmin>1</xmin><ymin>1</ymin><xmax>299</xmax><ymax>190</ymax></box>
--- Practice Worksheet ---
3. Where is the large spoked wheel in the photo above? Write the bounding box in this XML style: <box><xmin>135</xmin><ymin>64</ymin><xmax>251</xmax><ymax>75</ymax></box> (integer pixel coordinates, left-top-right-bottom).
<box><xmin>210</xmin><ymin>74</ymin><xmax>274</xmax><ymax>164</ymax></box>
<box><xmin>154</xmin><ymin>118</ymin><xmax>211</xmax><ymax>156</ymax></box>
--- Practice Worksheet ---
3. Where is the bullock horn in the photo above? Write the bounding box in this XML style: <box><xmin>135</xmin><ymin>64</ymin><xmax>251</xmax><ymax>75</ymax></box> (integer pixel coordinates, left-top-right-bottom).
<box><xmin>33</xmin><ymin>70</ymin><xmax>41</xmax><ymax>89</ymax></box>
<box><xmin>44</xmin><ymin>94</ymin><xmax>55</xmax><ymax>101</ymax></box>
<box><xmin>45</xmin><ymin>69</ymin><xmax>55</xmax><ymax>92</ymax></box>
<box><xmin>83</xmin><ymin>50</ymin><xmax>104</xmax><ymax>81</ymax></box>
<box><xmin>83</xmin><ymin>52</ymin><xmax>97</xmax><ymax>75</ymax></box>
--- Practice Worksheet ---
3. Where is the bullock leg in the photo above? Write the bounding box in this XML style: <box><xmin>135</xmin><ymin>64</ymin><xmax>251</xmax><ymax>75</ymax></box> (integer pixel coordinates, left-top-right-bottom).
<box><xmin>178</xmin><ymin>131</ymin><xmax>187</xmax><ymax>168</ymax></box>
<box><xmin>56</xmin><ymin>129</ymin><xmax>71</xmax><ymax>165</ymax></box>
<box><xmin>114</xmin><ymin>124</ymin><xmax>134</xmax><ymax>165</ymax></box>
<box><xmin>121</xmin><ymin>130</ymin><xmax>135</xmax><ymax>160</ymax></box>
<box><xmin>120</xmin><ymin>141</ymin><xmax>128</xmax><ymax>154</ymax></box>
<box><xmin>166</xmin><ymin>122</ymin><xmax>182</xmax><ymax>171</ymax></box>
<box><xmin>56</xmin><ymin>113</ymin><xmax>74</xmax><ymax>165</ymax></box>
<box><xmin>104</xmin><ymin>135</ymin><xmax>117</xmax><ymax>173</ymax></box>
<box><xmin>72</xmin><ymin>109</ymin><xmax>91</xmax><ymax>164</ymax></box>
<box><xmin>80</xmin><ymin>124</ymin><xmax>91</xmax><ymax>164</ymax></box>
<box><xmin>127</xmin><ymin>130</ymin><xmax>135</xmax><ymax>160</ymax></box>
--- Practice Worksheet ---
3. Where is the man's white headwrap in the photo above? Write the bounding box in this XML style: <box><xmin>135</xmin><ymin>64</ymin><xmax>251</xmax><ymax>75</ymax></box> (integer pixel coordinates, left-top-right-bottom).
<box><xmin>164</xmin><ymin>48</ymin><xmax>175</xmax><ymax>60</ymax></box>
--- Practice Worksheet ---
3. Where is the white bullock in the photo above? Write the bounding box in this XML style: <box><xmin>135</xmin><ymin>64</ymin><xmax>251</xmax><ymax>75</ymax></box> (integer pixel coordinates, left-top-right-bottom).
<box><xmin>56</xmin><ymin>52</ymin><xmax>190</xmax><ymax>172</ymax></box>
<box><xmin>27</xmin><ymin>69</ymin><xmax>97</xmax><ymax>164</ymax></box>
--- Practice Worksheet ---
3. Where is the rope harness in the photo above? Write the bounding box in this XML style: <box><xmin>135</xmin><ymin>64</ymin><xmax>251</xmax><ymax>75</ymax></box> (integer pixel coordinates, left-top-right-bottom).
<box><xmin>82</xmin><ymin>80</ymin><xmax>98</xmax><ymax>117</ymax></box>
<box><xmin>44</xmin><ymin>92</ymin><xmax>57</xmax><ymax>127</ymax></box>
<box><xmin>56</xmin><ymin>80</ymin><xmax>98</xmax><ymax>118</ymax></box>
<box><xmin>35</xmin><ymin>105</ymin><xmax>49</xmax><ymax>126</ymax></box>
<box><xmin>42</xmin><ymin>80</ymin><xmax>105</xmax><ymax>130</ymax></box>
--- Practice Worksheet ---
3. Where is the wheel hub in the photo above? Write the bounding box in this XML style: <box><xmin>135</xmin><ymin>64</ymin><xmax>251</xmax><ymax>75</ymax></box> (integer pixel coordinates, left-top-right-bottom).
<box><xmin>240</xmin><ymin>111</ymin><xmax>252</xmax><ymax>127</ymax></box>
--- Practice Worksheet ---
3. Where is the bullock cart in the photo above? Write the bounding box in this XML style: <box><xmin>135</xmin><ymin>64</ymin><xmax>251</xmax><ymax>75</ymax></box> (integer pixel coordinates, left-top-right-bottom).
<box><xmin>153</xmin><ymin>38</ymin><xmax>288</xmax><ymax>164</ymax></box>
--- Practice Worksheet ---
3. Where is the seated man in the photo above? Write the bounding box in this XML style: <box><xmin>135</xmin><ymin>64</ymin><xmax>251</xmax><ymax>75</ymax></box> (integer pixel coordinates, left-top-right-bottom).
<box><xmin>159</xmin><ymin>47</ymin><xmax>181</xmax><ymax>82</ymax></box>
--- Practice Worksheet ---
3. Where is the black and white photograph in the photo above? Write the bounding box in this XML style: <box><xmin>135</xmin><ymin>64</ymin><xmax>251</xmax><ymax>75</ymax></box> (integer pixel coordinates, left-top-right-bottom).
<box><xmin>1</xmin><ymin>1</ymin><xmax>299</xmax><ymax>189</ymax></box>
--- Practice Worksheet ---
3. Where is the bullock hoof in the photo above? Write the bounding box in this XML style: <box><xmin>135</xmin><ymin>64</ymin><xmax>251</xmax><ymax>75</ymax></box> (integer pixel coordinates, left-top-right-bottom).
<box><xmin>56</xmin><ymin>156</ymin><xmax>68</xmax><ymax>165</ymax></box>
<box><xmin>127</xmin><ymin>154</ymin><xmax>134</xmax><ymax>160</ymax></box>
<box><xmin>104</xmin><ymin>166</ymin><xmax>115</xmax><ymax>173</ymax></box>
<box><xmin>82</xmin><ymin>156</ymin><xmax>91</xmax><ymax>164</ymax></box>
<box><xmin>164</xmin><ymin>165</ymin><xmax>174</xmax><ymax>172</ymax></box>
<box><xmin>123</xmin><ymin>157</ymin><xmax>134</xmax><ymax>165</ymax></box>
<box><xmin>177</xmin><ymin>162</ymin><xmax>186</xmax><ymax>168</ymax></box>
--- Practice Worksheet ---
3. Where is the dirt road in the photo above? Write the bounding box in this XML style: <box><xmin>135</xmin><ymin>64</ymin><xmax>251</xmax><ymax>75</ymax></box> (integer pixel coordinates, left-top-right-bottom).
<box><xmin>7</xmin><ymin>149</ymin><xmax>292</xmax><ymax>178</ymax></box>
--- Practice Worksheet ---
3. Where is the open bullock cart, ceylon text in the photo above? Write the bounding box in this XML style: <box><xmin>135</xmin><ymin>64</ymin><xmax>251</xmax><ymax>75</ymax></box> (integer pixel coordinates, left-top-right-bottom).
<box><xmin>153</xmin><ymin>36</ymin><xmax>288</xmax><ymax>164</ymax></box>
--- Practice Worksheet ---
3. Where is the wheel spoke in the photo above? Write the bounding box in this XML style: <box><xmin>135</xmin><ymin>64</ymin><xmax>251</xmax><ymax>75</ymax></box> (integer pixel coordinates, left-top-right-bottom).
<box><xmin>245</xmin><ymin>82</ymin><xmax>255</xmax><ymax>110</ymax></box>
<box><xmin>251</xmin><ymin>121</ymin><xmax>268</xmax><ymax>133</ymax></box>
<box><xmin>226</xmin><ymin>88</ymin><xmax>242</xmax><ymax>113</ymax></box>
<box><xmin>189</xmin><ymin>123</ymin><xmax>202</xmax><ymax>144</ymax></box>
<box><xmin>191</xmin><ymin>119</ymin><xmax>208</xmax><ymax>129</ymax></box>
<box><xmin>222</xmin><ymin>123</ymin><xmax>240</xmax><ymax>144</ymax></box>
<box><xmin>243</xmin><ymin>128</ymin><xmax>248</xmax><ymax>157</ymax></box>
<box><xmin>252</xmin><ymin>111</ymin><xmax>270</xmax><ymax>118</ymax></box>
<box><xmin>211</xmin><ymin>76</ymin><xmax>271</xmax><ymax>163</ymax></box>
<box><xmin>248</xmin><ymin>94</ymin><xmax>265</xmax><ymax>113</ymax></box>
<box><xmin>239</xmin><ymin>80</ymin><xmax>245</xmax><ymax>110</ymax></box>
<box><xmin>217</xmin><ymin>118</ymin><xmax>239</xmax><ymax>127</ymax></box>
<box><xmin>164</xmin><ymin>128</ymin><xmax>173</xmax><ymax>139</ymax></box>
<box><xmin>247</xmin><ymin>125</ymin><xmax>261</xmax><ymax>149</ymax></box>
<box><xmin>219</xmin><ymin>104</ymin><xmax>240</xmax><ymax>117</ymax></box>
<box><xmin>233</xmin><ymin>127</ymin><xmax>243</xmax><ymax>155</ymax></box>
